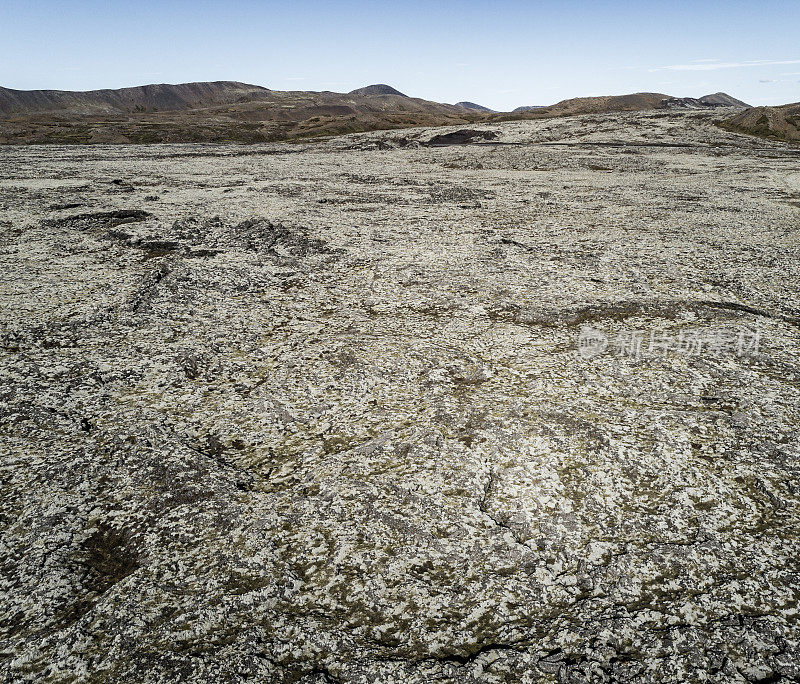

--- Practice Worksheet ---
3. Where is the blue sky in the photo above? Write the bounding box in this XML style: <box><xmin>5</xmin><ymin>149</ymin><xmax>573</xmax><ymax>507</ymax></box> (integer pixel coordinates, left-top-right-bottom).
<box><xmin>1</xmin><ymin>0</ymin><xmax>798</xmax><ymax>110</ymax></box>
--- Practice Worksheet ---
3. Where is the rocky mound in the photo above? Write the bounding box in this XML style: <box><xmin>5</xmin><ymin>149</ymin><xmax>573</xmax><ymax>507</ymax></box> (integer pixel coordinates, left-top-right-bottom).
<box><xmin>662</xmin><ymin>93</ymin><xmax>751</xmax><ymax>110</ymax></box>
<box><xmin>719</xmin><ymin>102</ymin><xmax>800</xmax><ymax>143</ymax></box>
<box><xmin>699</xmin><ymin>92</ymin><xmax>751</xmax><ymax>107</ymax></box>
<box><xmin>348</xmin><ymin>84</ymin><xmax>407</xmax><ymax>97</ymax></box>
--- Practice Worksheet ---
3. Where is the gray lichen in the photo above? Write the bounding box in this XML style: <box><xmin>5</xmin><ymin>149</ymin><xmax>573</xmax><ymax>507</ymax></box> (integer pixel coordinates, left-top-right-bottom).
<box><xmin>1</xmin><ymin>109</ymin><xmax>799</xmax><ymax>682</ymax></box>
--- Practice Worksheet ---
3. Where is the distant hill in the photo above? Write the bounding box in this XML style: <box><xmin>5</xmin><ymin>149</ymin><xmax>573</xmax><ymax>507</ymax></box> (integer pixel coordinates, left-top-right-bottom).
<box><xmin>512</xmin><ymin>105</ymin><xmax>546</xmax><ymax>113</ymax></box>
<box><xmin>699</xmin><ymin>92</ymin><xmax>750</xmax><ymax>107</ymax></box>
<box><xmin>497</xmin><ymin>93</ymin><xmax>670</xmax><ymax>121</ymax></box>
<box><xmin>454</xmin><ymin>101</ymin><xmax>496</xmax><ymax>113</ymax></box>
<box><xmin>0</xmin><ymin>81</ymin><xmax>485</xmax><ymax>144</ymax></box>
<box><xmin>0</xmin><ymin>81</ymin><xmax>274</xmax><ymax>116</ymax></box>
<box><xmin>662</xmin><ymin>92</ymin><xmax>751</xmax><ymax>109</ymax></box>
<box><xmin>347</xmin><ymin>84</ymin><xmax>407</xmax><ymax>97</ymax></box>
<box><xmin>719</xmin><ymin>102</ymin><xmax>800</xmax><ymax>143</ymax></box>
<box><xmin>500</xmin><ymin>91</ymin><xmax>749</xmax><ymax>121</ymax></box>
<box><xmin>545</xmin><ymin>92</ymin><xmax>671</xmax><ymax>115</ymax></box>
<box><xmin>0</xmin><ymin>80</ymin><xmax>756</xmax><ymax>144</ymax></box>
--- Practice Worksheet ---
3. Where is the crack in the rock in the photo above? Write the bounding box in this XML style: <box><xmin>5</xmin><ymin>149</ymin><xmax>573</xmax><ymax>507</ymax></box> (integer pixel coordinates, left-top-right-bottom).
<box><xmin>476</xmin><ymin>467</ymin><xmax>528</xmax><ymax>547</ymax></box>
<box><xmin>498</xmin><ymin>298</ymin><xmax>795</xmax><ymax>328</ymax></box>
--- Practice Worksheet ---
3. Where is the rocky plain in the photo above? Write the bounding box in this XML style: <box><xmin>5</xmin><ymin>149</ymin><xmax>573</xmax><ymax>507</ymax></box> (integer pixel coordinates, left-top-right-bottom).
<box><xmin>1</xmin><ymin>108</ymin><xmax>799</xmax><ymax>682</ymax></box>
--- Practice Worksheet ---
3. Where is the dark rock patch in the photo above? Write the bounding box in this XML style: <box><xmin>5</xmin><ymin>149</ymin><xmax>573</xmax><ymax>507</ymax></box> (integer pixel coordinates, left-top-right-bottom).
<box><xmin>79</xmin><ymin>523</ymin><xmax>140</xmax><ymax>595</ymax></box>
<box><xmin>138</xmin><ymin>239</ymin><xmax>182</xmax><ymax>258</ymax></box>
<box><xmin>48</xmin><ymin>202</ymin><xmax>84</xmax><ymax>210</ymax></box>
<box><xmin>48</xmin><ymin>209</ymin><xmax>151</xmax><ymax>231</ymax></box>
<box><xmin>228</xmin><ymin>218</ymin><xmax>337</xmax><ymax>256</ymax></box>
<box><xmin>426</xmin><ymin>129</ymin><xmax>499</xmax><ymax>146</ymax></box>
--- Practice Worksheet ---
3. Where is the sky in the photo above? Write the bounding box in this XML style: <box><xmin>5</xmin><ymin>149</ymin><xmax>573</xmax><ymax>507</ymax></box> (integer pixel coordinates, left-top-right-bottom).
<box><xmin>1</xmin><ymin>0</ymin><xmax>799</xmax><ymax>110</ymax></box>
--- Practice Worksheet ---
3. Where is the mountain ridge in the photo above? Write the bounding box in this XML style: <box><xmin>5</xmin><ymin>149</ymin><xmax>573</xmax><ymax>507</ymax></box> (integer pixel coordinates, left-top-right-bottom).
<box><xmin>0</xmin><ymin>81</ymin><xmax>754</xmax><ymax>144</ymax></box>
<box><xmin>0</xmin><ymin>81</ymin><xmax>275</xmax><ymax>116</ymax></box>
<box><xmin>0</xmin><ymin>81</ymin><xmax>484</xmax><ymax>144</ymax></box>
<box><xmin>454</xmin><ymin>101</ymin><xmax>496</xmax><ymax>113</ymax></box>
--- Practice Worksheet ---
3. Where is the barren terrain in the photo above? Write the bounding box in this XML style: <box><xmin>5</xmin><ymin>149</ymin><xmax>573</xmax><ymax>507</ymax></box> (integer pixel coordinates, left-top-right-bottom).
<box><xmin>1</xmin><ymin>109</ymin><xmax>800</xmax><ymax>683</ymax></box>
<box><xmin>0</xmin><ymin>82</ymin><xmax>483</xmax><ymax>144</ymax></box>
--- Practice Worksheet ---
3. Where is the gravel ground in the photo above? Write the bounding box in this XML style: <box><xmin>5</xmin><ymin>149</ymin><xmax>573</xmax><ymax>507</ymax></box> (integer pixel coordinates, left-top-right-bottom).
<box><xmin>1</xmin><ymin>109</ymin><xmax>799</xmax><ymax>683</ymax></box>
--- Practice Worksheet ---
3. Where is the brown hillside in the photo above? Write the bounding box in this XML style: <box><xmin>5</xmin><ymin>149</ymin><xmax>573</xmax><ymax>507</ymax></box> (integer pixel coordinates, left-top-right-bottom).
<box><xmin>0</xmin><ymin>81</ymin><xmax>275</xmax><ymax>116</ymax></box>
<box><xmin>0</xmin><ymin>82</ymin><xmax>486</xmax><ymax>144</ymax></box>
<box><xmin>496</xmin><ymin>92</ymin><xmax>670</xmax><ymax>121</ymax></box>
<box><xmin>719</xmin><ymin>102</ymin><xmax>800</xmax><ymax>143</ymax></box>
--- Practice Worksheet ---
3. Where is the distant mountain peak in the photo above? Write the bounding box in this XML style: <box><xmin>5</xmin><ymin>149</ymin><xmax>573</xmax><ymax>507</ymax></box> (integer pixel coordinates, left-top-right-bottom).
<box><xmin>661</xmin><ymin>92</ymin><xmax>751</xmax><ymax>110</ymax></box>
<box><xmin>512</xmin><ymin>105</ymin><xmax>546</xmax><ymax>113</ymax></box>
<box><xmin>454</xmin><ymin>101</ymin><xmax>496</xmax><ymax>113</ymax></box>
<box><xmin>699</xmin><ymin>92</ymin><xmax>751</xmax><ymax>107</ymax></box>
<box><xmin>348</xmin><ymin>84</ymin><xmax>407</xmax><ymax>97</ymax></box>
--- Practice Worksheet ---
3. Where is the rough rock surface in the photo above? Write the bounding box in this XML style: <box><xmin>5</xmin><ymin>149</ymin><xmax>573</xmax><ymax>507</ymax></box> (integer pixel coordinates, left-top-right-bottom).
<box><xmin>662</xmin><ymin>93</ymin><xmax>751</xmax><ymax>110</ymax></box>
<box><xmin>1</xmin><ymin>109</ymin><xmax>799</xmax><ymax>683</ymax></box>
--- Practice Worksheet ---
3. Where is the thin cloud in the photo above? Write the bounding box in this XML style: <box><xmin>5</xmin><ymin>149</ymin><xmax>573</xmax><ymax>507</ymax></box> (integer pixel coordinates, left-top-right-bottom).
<box><xmin>651</xmin><ymin>59</ymin><xmax>800</xmax><ymax>72</ymax></box>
